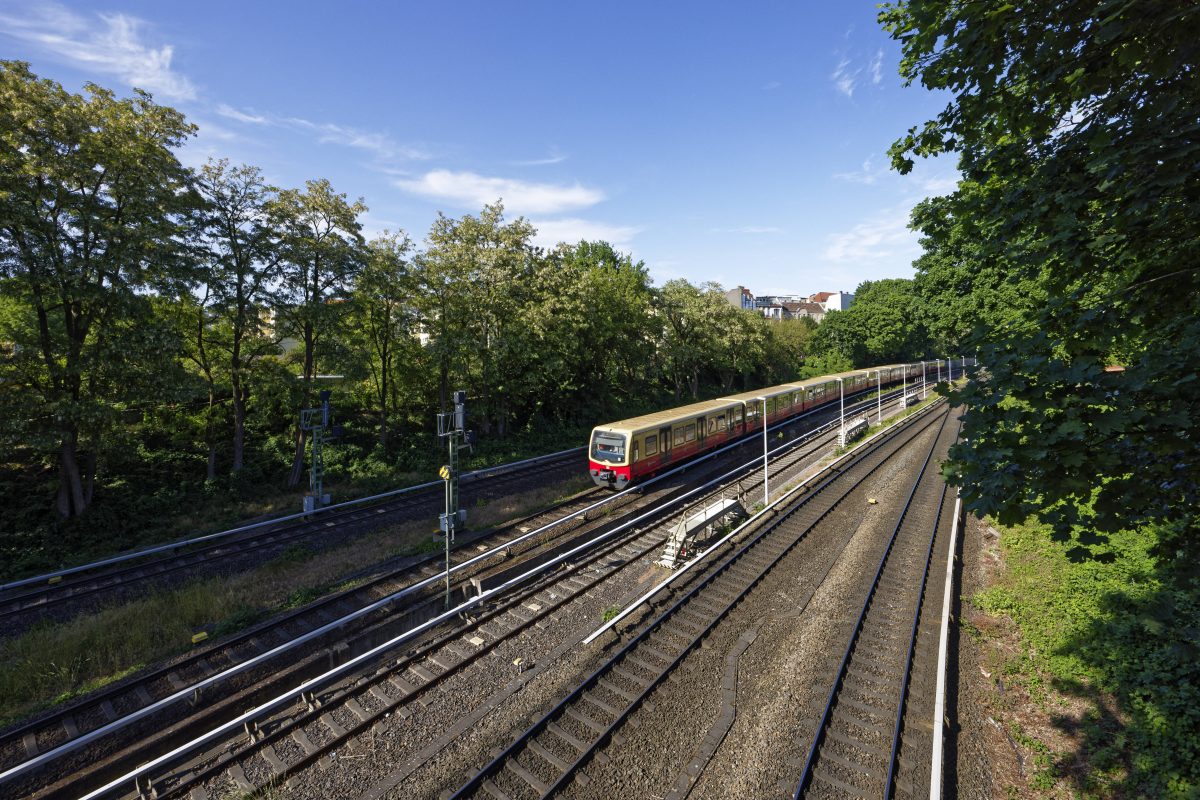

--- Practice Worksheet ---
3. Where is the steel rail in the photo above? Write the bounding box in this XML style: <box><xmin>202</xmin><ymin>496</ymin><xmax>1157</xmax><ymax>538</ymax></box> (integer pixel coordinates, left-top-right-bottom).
<box><xmin>0</xmin><ymin>446</ymin><xmax>586</xmax><ymax>593</ymax></box>
<box><xmin>0</xmin><ymin>485</ymin><xmax>604</xmax><ymax>767</ymax></box>
<box><xmin>448</xmin><ymin>403</ymin><xmax>949</xmax><ymax>800</ymax></box>
<box><xmin>583</xmin><ymin>389</ymin><xmax>941</xmax><ymax>645</ymax></box>
<box><xmin>885</xmin><ymin>472</ymin><xmax>953</xmax><ymax>796</ymax></box>
<box><xmin>151</xmin><ymin>478</ymin><xmax>689</xmax><ymax>800</ymax></box>
<box><xmin>792</xmin><ymin>410</ymin><xmax>956</xmax><ymax>799</ymax></box>
<box><xmin>3</xmin><ymin>381</ymin><xmax>918</xmax><ymax>595</ymax></box>
<box><xmin>930</xmin><ymin>492</ymin><xmax>963</xmax><ymax>800</ymax></box>
<box><xmin>3</xmin><ymin>386</ymin><xmax>915</xmax><ymax>793</ymax></box>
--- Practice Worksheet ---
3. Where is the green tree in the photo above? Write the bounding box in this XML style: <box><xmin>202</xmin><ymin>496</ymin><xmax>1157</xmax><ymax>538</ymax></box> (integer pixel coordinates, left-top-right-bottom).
<box><xmin>349</xmin><ymin>231</ymin><xmax>419</xmax><ymax>448</ymax></box>
<box><xmin>882</xmin><ymin>2</ymin><xmax>1200</xmax><ymax>549</ymax></box>
<box><xmin>849</xmin><ymin>278</ymin><xmax>927</xmax><ymax>364</ymax></box>
<box><xmin>808</xmin><ymin>309</ymin><xmax>863</xmax><ymax>367</ymax></box>
<box><xmin>271</xmin><ymin>179</ymin><xmax>366</xmax><ymax>486</ymax></box>
<box><xmin>420</xmin><ymin>202</ymin><xmax>537</xmax><ymax>435</ymax></box>
<box><xmin>762</xmin><ymin>317</ymin><xmax>816</xmax><ymax>383</ymax></box>
<box><xmin>0</xmin><ymin>62</ymin><xmax>198</xmax><ymax>517</ymax></box>
<box><xmin>656</xmin><ymin>280</ymin><xmax>728</xmax><ymax>400</ymax></box>
<box><xmin>195</xmin><ymin>159</ymin><xmax>283</xmax><ymax>474</ymax></box>
<box><xmin>545</xmin><ymin>241</ymin><xmax>657</xmax><ymax>418</ymax></box>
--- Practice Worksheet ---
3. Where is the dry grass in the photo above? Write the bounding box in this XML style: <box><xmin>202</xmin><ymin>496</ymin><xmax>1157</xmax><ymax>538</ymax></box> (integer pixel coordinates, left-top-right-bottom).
<box><xmin>0</xmin><ymin>475</ymin><xmax>591</xmax><ymax>728</ymax></box>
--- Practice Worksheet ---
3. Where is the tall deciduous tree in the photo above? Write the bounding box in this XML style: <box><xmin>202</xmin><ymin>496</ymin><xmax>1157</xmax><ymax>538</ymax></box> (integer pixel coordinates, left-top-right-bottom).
<box><xmin>882</xmin><ymin>2</ymin><xmax>1200</xmax><ymax>547</ymax></box>
<box><xmin>0</xmin><ymin>62</ymin><xmax>198</xmax><ymax>517</ymax></box>
<box><xmin>350</xmin><ymin>231</ymin><xmax>419</xmax><ymax>448</ymax></box>
<box><xmin>195</xmin><ymin>159</ymin><xmax>282</xmax><ymax>473</ymax></box>
<box><xmin>271</xmin><ymin>179</ymin><xmax>366</xmax><ymax>486</ymax></box>
<box><xmin>421</xmin><ymin>202</ymin><xmax>536</xmax><ymax>435</ymax></box>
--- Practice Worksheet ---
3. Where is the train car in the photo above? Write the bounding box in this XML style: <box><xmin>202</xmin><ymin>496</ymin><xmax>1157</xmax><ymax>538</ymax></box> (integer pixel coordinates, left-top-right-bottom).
<box><xmin>587</xmin><ymin>363</ymin><xmax>924</xmax><ymax>489</ymax></box>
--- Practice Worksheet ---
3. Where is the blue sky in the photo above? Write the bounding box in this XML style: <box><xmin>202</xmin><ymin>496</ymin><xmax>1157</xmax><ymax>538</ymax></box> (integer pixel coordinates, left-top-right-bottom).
<box><xmin>0</xmin><ymin>1</ymin><xmax>956</xmax><ymax>296</ymax></box>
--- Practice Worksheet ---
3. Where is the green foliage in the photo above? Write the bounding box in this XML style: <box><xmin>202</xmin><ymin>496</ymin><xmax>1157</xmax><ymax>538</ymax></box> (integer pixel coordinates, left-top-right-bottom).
<box><xmin>976</xmin><ymin>518</ymin><xmax>1200</xmax><ymax>796</ymax></box>
<box><xmin>0</xmin><ymin>60</ymin><xmax>200</xmax><ymax>519</ymax></box>
<box><xmin>880</xmin><ymin>1</ymin><xmax>1200</xmax><ymax>552</ymax></box>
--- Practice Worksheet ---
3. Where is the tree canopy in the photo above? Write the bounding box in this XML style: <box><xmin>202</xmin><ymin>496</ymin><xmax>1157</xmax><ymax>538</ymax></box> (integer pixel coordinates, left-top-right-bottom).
<box><xmin>881</xmin><ymin>2</ymin><xmax>1200</xmax><ymax>550</ymax></box>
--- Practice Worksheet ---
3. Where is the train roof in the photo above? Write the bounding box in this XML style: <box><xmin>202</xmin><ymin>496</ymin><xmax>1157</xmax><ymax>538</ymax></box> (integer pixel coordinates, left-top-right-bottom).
<box><xmin>593</xmin><ymin>396</ymin><xmax>739</xmax><ymax>434</ymax></box>
<box><xmin>590</xmin><ymin>363</ymin><xmax>916</xmax><ymax>437</ymax></box>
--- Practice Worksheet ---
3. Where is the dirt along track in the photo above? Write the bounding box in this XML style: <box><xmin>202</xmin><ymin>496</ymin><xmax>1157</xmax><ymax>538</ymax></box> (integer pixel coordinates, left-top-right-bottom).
<box><xmin>0</xmin><ymin>381</ymin><xmax>926</xmax><ymax>800</ymax></box>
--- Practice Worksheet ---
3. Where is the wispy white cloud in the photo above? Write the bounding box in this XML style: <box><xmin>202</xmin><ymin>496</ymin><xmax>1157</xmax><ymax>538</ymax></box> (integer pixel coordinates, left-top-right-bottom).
<box><xmin>215</xmin><ymin>104</ymin><xmax>430</xmax><ymax>160</ymax></box>
<box><xmin>216</xmin><ymin>103</ymin><xmax>268</xmax><ymax>124</ymax></box>
<box><xmin>512</xmin><ymin>149</ymin><xmax>567</xmax><ymax>167</ymax></box>
<box><xmin>287</xmin><ymin>118</ymin><xmax>401</xmax><ymax>158</ymax></box>
<box><xmin>395</xmin><ymin>170</ymin><xmax>604</xmax><ymax>215</ymax></box>
<box><xmin>832</xmin><ymin>57</ymin><xmax>858</xmax><ymax>98</ymax></box>
<box><xmin>822</xmin><ymin>207</ymin><xmax>919</xmax><ymax>265</ymax></box>
<box><xmin>0</xmin><ymin>3</ymin><xmax>196</xmax><ymax>100</ymax></box>
<box><xmin>870</xmin><ymin>49</ymin><xmax>884</xmax><ymax>85</ymax></box>
<box><xmin>834</xmin><ymin>156</ymin><xmax>883</xmax><ymax>185</ymax></box>
<box><xmin>531</xmin><ymin>218</ymin><xmax>641</xmax><ymax>249</ymax></box>
<box><xmin>711</xmin><ymin>226</ymin><xmax>783</xmax><ymax>234</ymax></box>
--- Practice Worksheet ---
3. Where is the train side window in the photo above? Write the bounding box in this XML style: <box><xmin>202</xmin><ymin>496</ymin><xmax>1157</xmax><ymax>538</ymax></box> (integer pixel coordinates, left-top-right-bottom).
<box><xmin>633</xmin><ymin>442</ymin><xmax>640</xmax><ymax>462</ymax></box>
<box><xmin>716</xmin><ymin>415</ymin><xmax>725</xmax><ymax>431</ymax></box>
<box><xmin>685</xmin><ymin>423</ymin><xmax>696</xmax><ymax>442</ymax></box>
<box><xmin>708</xmin><ymin>418</ymin><xmax>717</xmax><ymax>434</ymax></box>
<box><xmin>645</xmin><ymin>434</ymin><xmax>658</xmax><ymax>456</ymax></box>
<box><xmin>734</xmin><ymin>407</ymin><xmax>743</xmax><ymax>424</ymax></box>
<box><xmin>674</xmin><ymin>427</ymin><xmax>686</xmax><ymax>446</ymax></box>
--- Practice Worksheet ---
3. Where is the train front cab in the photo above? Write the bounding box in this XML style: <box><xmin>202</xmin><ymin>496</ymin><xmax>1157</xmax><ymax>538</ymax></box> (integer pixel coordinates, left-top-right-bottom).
<box><xmin>589</xmin><ymin>427</ymin><xmax>631</xmax><ymax>489</ymax></box>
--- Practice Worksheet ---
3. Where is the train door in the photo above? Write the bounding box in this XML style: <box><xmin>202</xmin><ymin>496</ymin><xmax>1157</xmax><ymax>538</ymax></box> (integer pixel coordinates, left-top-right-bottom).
<box><xmin>659</xmin><ymin>426</ymin><xmax>671</xmax><ymax>465</ymax></box>
<box><xmin>696</xmin><ymin>416</ymin><xmax>706</xmax><ymax>446</ymax></box>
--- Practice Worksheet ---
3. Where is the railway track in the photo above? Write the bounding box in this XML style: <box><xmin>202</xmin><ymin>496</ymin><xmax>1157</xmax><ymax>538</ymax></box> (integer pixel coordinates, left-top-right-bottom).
<box><xmin>0</xmin><ymin>449</ymin><xmax>587</xmax><ymax>635</ymax></box>
<box><xmin>793</xmin><ymin>412</ymin><xmax>961</xmax><ymax>800</ymax></box>
<box><xmin>447</xmin><ymin>402</ymin><xmax>950</xmax><ymax>800</ymax></box>
<box><xmin>0</xmin><ymin>385</ymin><xmax>928</xmax><ymax>799</ymax></box>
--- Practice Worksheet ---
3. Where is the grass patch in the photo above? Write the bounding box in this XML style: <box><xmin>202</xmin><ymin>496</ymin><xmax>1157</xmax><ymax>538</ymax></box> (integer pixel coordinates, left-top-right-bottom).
<box><xmin>972</xmin><ymin>518</ymin><xmax>1200</xmax><ymax>797</ymax></box>
<box><xmin>601</xmin><ymin>605</ymin><xmax>621</xmax><ymax>623</ymax></box>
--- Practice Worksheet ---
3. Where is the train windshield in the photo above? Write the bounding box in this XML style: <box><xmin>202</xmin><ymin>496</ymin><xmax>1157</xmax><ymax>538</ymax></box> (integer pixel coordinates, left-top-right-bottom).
<box><xmin>590</xmin><ymin>431</ymin><xmax>627</xmax><ymax>463</ymax></box>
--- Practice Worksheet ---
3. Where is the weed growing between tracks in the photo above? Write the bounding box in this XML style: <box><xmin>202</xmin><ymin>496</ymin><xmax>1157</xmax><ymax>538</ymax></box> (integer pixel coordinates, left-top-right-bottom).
<box><xmin>968</xmin><ymin>517</ymin><xmax>1200</xmax><ymax>798</ymax></box>
<box><xmin>0</xmin><ymin>476</ymin><xmax>591</xmax><ymax>731</ymax></box>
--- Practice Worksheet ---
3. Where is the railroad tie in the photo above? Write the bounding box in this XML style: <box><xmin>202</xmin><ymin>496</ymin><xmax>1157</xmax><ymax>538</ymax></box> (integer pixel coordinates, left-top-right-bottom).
<box><xmin>389</xmin><ymin>674</ymin><xmax>418</xmax><ymax>696</ymax></box>
<box><xmin>506</xmin><ymin>758</ymin><xmax>550</xmax><ymax>794</ymax></box>
<box><xmin>547</xmin><ymin>721</ymin><xmax>588</xmax><ymax>751</ymax></box>
<box><xmin>598</xmin><ymin>678</ymin><xmax>637</xmax><ymax>702</ymax></box>
<box><xmin>320</xmin><ymin>712</ymin><xmax>347</xmax><ymax>737</ymax></box>
<box><xmin>225</xmin><ymin>762</ymin><xmax>254</xmax><ymax>793</ymax></box>
<box><xmin>563</xmin><ymin>706</ymin><xmax>607</xmax><ymax>734</ymax></box>
<box><xmin>260</xmin><ymin>742</ymin><xmax>287</xmax><ymax>774</ymax></box>
<box><xmin>528</xmin><ymin>738</ymin><xmax>571</xmax><ymax>771</ymax></box>
<box><xmin>582</xmin><ymin>690</ymin><xmax>620</xmax><ymax>716</ymax></box>
<box><xmin>292</xmin><ymin>728</ymin><xmax>318</xmax><ymax>755</ymax></box>
<box><xmin>812</xmin><ymin>766</ymin><xmax>871</xmax><ymax>798</ymax></box>
<box><xmin>409</xmin><ymin>662</ymin><xmax>438</xmax><ymax>683</ymax></box>
<box><xmin>481</xmin><ymin>779</ymin><xmax>513</xmax><ymax>800</ymax></box>
<box><xmin>345</xmin><ymin>698</ymin><xmax>370</xmax><ymax>723</ymax></box>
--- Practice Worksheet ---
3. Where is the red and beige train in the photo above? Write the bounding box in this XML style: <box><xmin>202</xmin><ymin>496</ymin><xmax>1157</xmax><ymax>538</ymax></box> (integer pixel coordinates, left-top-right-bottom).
<box><xmin>588</xmin><ymin>363</ymin><xmax>929</xmax><ymax>489</ymax></box>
